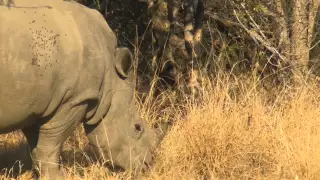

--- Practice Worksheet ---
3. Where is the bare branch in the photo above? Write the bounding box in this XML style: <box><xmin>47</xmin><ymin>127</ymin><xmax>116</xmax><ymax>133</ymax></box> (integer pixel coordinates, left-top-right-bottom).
<box><xmin>233</xmin><ymin>10</ymin><xmax>287</xmax><ymax>63</ymax></box>
<box><xmin>205</xmin><ymin>11</ymin><xmax>242</xmax><ymax>28</ymax></box>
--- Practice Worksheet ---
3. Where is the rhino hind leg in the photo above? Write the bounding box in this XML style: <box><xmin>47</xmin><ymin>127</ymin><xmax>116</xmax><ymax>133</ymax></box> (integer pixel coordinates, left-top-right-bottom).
<box><xmin>22</xmin><ymin>125</ymin><xmax>40</xmax><ymax>178</ymax></box>
<box><xmin>22</xmin><ymin>103</ymin><xmax>88</xmax><ymax>180</ymax></box>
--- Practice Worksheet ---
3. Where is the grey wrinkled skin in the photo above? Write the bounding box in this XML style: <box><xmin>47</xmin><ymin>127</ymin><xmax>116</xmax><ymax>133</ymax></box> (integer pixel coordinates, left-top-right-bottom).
<box><xmin>0</xmin><ymin>0</ymin><xmax>161</xmax><ymax>179</ymax></box>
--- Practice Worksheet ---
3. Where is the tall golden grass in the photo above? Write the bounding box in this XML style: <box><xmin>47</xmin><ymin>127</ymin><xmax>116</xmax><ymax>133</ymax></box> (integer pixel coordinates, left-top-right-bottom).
<box><xmin>0</xmin><ymin>74</ymin><xmax>319</xmax><ymax>180</ymax></box>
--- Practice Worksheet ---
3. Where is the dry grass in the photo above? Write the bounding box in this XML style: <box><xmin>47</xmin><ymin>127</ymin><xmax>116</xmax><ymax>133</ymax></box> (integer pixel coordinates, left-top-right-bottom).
<box><xmin>1</xmin><ymin>75</ymin><xmax>320</xmax><ymax>180</ymax></box>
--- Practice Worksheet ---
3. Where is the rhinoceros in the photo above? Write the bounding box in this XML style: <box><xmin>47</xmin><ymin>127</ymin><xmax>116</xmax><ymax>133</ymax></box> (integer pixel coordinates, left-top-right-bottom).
<box><xmin>0</xmin><ymin>0</ymin><xmax>162</xmax><ymax>179</ymax></box>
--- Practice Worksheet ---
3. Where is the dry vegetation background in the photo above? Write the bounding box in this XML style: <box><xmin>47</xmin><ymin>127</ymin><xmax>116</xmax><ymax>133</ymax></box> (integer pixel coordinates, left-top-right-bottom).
<box><xmin>1</xmin><ymin>0</ymin><xmax>320</xmax><ymax>179</ymax></box>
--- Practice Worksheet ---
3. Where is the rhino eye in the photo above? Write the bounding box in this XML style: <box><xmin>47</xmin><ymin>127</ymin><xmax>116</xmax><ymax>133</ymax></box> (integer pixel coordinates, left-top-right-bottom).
<box><xmin>134</xmin><ymin>124</ymin><xmax>142</xmax><ymax>132</ymax></box>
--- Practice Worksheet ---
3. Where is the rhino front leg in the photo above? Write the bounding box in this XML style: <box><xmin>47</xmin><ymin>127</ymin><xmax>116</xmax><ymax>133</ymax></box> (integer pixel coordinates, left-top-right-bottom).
<box><xmin>22</xmin><ymin>104</ymin><xmax>88</xmax><ymax>180</ymax></box>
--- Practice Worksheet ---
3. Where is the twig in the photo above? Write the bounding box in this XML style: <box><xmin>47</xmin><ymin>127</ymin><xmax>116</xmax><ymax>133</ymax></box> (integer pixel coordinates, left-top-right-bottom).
<box><xmin>205</xmin><ymin>11</ymin><xmax>241</xmax><ymax>28</ymax></box>
<box><xmin>240</xmin><ymin>3</ymin><xmax>268</xmax><ymax>40</ymax></box>
<box><xmin>233</xmin><ymin>10</ymin><xmax>287</xmax><ymax>63</ymax></box>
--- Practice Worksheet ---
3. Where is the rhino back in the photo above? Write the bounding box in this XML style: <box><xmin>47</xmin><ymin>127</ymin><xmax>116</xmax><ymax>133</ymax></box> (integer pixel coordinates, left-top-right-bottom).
<box><xmin>0</xmin><ymin>0</ymin><xmax>116</xmax><ymax>133</ymax></box>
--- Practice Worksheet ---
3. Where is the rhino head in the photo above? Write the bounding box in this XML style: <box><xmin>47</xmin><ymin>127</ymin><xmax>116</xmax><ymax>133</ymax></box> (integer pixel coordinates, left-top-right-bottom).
<box><xmin>84</xmin><ymin>47</ymin><xmax>163</xmax><ymax>171</ymax></box>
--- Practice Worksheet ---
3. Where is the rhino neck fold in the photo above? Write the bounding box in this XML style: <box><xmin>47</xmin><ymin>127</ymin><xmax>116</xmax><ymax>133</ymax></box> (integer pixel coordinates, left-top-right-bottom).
<box><xmin>85</xmin><ymin>67</ymin><xmax>115</xmax><ymax>125</ymax></box>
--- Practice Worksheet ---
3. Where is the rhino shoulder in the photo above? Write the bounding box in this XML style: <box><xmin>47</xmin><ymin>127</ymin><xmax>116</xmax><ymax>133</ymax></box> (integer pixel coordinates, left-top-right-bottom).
<box><xmin>84</xmin><ymin>5</ymin><xmax>117</xmax><ymax>45</ymax></box>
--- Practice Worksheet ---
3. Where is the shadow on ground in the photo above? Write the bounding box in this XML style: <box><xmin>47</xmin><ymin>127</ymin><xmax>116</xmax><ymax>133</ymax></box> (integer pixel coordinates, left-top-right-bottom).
<box><xmin>0</xmin><ymin>139</ymin><xmax>32</xmax><ymax>178</ymax></box>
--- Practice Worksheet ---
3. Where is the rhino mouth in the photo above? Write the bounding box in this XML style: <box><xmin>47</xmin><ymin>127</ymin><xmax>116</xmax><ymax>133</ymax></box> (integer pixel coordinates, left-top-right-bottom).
<box><xmin>141</xmin><ymin>150</ymin><xmax>154</xmax><ymax>170</ymax></box>
<box><xmin>104</xmin><ymin>154</ymin><xmax>154</xmax><ymax>173</ymax></box>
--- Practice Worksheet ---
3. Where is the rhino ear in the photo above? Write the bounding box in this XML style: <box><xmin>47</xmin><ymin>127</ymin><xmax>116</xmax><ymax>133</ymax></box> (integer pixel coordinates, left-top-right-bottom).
<box><xmin>115</xmin><ymin>47</ymin><xmax>133</xmax><ymax>78</ymax></box>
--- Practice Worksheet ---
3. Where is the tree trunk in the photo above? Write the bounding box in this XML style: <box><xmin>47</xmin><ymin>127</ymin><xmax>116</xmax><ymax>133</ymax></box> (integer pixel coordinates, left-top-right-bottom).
<box><xmin>274</xmin><ymin>0</ymin><xmax>290</xmax><ymax>58</ymax></box>
<box><xmin>308</xmin><ymin>0</ymin><xmax>320</xmax><ymax>47</ymax></box>
<box><xmin>291</xmin><ymin>0</ymin><xmax>310</xmax><ymax>83</ymax></box>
